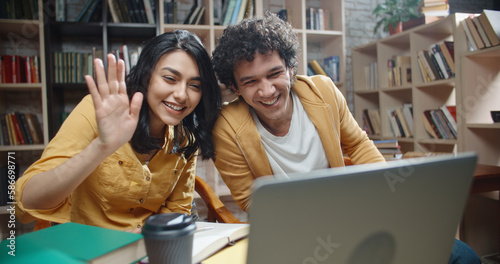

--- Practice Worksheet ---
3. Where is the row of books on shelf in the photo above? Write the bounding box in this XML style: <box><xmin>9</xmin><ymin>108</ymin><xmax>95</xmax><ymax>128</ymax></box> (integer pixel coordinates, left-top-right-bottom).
<box><xmin>165</xmin><ymin>0</ymin><xmax>254</xmax><ymax>26</ymax></box>
<box><xmin>461</xmin><ymin>10</ymin><xmax>500</xmax><ymax>51</ymax></box>
<box><xmin>0</xmin><ymin>0</ymin><xmax>38</xmax><ymax>20</ymax></box>
<box><xmin>306</xmin><ymin>7</ymin><xmax>334</xmax><ymax>31</ymax></box>
<box><xmin>217</xmin><ymin>0</ymin><xmax>254</xmax><ymax>26</ymax></box>
<box><xmin>373</xmin><ymin>139</ymin><xmax>403</xmax><ymax>160</ymax></box>
<box><xmin>53</xmin><ymin>45</ymin><xmax>141</xmax><ymax>84</ymax></box>
<box><xmin>0</xmin><ymin>55</ymin><xmax>40</xmax><ymax>84</ymax></box>
<box><xmin>164</xmin><ymin>0</ymin><xmax>206</xmax><ymax>25</ymax></box>
<box><xmin>55</xmin><ymin>0</ymin><xmax>155</xmax><ymax>24</ymax></box>
<box><xmin>416</xmin><ymin>41</ymin><xmax>455</xmax><ymax>83</ymax></box>
<box><xmin>387</xmin><ymin>103</ymin><xmax>414</xmax><ymax>138</ymax></box>
<box><xmin>422</xmin><ymin>105</ymin><xmax>457</xmax><ymax>140</ymax></box>
<box><xmin>362</xmin><ymin>109</ymin><xmax>381</xmax><ymax>136</ymax></box>
<box><xmin>0</xmin><ymin>112</ymin><xmax>43</xmax><ymax>146</ymax></box>
<box><xmin>53</xmin><ymin>51</ymin><xmax>93</xmax><ymax>84</ymax></box>
<box><xmin>363</xmin><ymin>62</ymin><xmax>378</xmax><ymax>90</ymax></box>
<box><xmin>307</xmin><ymin>57</ymin><xmax>340</xmax><ymax>82</ymax></box>
<box><xmin>109</xmin><ymin>0</ymin><xmax>155</xmax><ymax>24</ymax></box>
<box><xmin>387</xmin><ymin>56</ymin><xmax>411</xmax><ymax>88</ymax></box>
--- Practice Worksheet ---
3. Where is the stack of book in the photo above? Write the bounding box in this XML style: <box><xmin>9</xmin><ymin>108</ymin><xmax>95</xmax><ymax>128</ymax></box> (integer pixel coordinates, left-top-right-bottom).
<box><xmin>307</xmin><ymin>57</ymin><xmax>340</xmax><ymax>82</ymax></box>
<box><xmin>418</xmin><ymin>0</ymin><xmax>450</xmax><ymax>17</ymax></box>
<box><xmin>461</xmin><ymin>10</ymin><xmax>500</xmax><ymax>51</ymax></box>
<box><xmin>0</xmin><ymin>112</ymin><xmax>43</xmax><ymax>146</ymax></box>
<box><xmin>403</xmin><ymin>0</ymin><xmax>448</xmax><ymax>30</ymax></box>
<box><xmin>373</xmin><ymin>139</ymin><xmax>403</xmax><ymax>160</ymax></box>
<box><xmin>422</xmin><ymin>105</ymin><xmax>457</xmax><ymax>140</ymax></box>
<box><xmin>387</xmin><ymin>103</ymin><xmax>414</xmax><ymax>138</ymax></box>
<box><xmin>416</xmin><ymin>41</ymin><xmax>455</xmax><ymax>83</ymax></box>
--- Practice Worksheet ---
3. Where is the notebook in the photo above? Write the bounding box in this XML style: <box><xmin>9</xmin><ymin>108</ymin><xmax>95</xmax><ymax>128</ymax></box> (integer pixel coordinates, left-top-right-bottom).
<box><xmin>246</xmin><ymin>152</ymin><xmax>477</xmax><ymax>264</ymax></box>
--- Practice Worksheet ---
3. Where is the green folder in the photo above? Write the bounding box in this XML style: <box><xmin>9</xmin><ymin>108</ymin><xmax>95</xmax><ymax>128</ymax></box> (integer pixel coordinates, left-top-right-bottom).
<box><xmin>0</xmin><ymin>222</ymin><xmax>146</xmax><ymax>263</ymax></box>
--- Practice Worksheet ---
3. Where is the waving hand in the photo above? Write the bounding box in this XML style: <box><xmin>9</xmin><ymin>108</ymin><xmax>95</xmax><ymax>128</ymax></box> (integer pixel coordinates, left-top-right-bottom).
<box><xmin>85</xmin><ymin>54</ymin><xmax>144</xmax><ymax>155</ymax></box>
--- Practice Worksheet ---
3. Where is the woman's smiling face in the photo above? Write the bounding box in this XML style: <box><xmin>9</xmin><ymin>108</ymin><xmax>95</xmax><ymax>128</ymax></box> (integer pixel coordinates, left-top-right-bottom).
<box><xmin>147</xmin><ymin>49</ymin><xmax>202</xmax><ymax>132</ymax></box>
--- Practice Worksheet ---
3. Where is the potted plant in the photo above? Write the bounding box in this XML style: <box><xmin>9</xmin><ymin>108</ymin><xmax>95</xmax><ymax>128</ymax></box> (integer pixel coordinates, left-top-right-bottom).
<box><xmin>373</xmin><ymin>0</ymin><xmax>421</xmax><ymax>35</ymax></box>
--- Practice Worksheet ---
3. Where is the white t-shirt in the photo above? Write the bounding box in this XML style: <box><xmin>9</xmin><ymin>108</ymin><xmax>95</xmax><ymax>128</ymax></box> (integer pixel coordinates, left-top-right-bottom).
<box><xmin>251</xmin><ymin>91</ymin><xmax>329</xmax><ymax>179</ymax></box>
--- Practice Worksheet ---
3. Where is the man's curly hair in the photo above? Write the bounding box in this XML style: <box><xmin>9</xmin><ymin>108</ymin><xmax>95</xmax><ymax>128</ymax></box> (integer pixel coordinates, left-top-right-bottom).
<box><xmin>212</xmin><ymin>12</ymin><xmax>300</xmax><ymax>93</ymax></box>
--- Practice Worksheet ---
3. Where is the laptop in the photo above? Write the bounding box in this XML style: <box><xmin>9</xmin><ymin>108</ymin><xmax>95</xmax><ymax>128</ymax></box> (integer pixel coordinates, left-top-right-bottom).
<box><xmin>246</xmin><ymin>152</ymin><xmax>477</xmax><ymax>264</ymax></box>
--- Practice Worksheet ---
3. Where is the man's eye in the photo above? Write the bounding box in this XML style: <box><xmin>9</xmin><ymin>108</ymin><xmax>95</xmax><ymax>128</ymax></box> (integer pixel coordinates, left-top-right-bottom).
<box><xmin>269</xmin><ymin>71</ymin><xmax>281</xmax><ymax>78</ymax></box>
<box><xmin>243</xmin><ymin>80</ymin><xmax>255</xmax><ymax>86</ymax></box>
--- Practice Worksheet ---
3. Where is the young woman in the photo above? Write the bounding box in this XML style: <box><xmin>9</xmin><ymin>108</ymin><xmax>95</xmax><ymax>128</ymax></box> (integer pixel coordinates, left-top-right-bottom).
<box><xmin>15</xmin><ymin>30</ymin><xmax>221</xmax><ymax>231</ymax></box>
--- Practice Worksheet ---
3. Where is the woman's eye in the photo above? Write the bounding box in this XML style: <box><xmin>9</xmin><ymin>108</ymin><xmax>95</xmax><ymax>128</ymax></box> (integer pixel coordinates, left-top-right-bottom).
<box><xmin>190</xmin><ymin>83</ymin><xmax>201</xmax><ymax>89</ymax></box>
<box><xmin>163</xmin><ymin>76</ymin><xmax>176</xmax><ymax>82</ymax></box>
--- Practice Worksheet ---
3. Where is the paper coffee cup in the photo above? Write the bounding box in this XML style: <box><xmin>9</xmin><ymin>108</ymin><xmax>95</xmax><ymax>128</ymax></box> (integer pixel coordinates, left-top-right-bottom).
<box><xmin>142</xmin><ymin>213</ymin><xmax>196</xmax><ymax>264</ymax></box>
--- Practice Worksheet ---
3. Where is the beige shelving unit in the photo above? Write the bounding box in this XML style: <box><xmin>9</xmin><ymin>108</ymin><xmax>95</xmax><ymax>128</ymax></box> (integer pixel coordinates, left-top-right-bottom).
<box><xmin>159</xmin><ymin>0</ymin><xmax>346</xmax><ymax>94</ymax></box>
<box><xmin>458</xmin><ymin>45</ymin><xmax>500</xmax><ymax>167</ymax></box>
<box><xmin>352</xmin><ymin>13</ymin><xmax>486</xmax><ymax>156</ymax></box>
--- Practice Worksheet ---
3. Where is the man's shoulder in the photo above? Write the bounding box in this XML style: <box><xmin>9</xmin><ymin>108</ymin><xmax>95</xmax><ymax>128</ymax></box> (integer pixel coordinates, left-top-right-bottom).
<box><xmin>215</xmin><ymin>98</ymin><xmax>253</xmax><ymax>131</ymax></box>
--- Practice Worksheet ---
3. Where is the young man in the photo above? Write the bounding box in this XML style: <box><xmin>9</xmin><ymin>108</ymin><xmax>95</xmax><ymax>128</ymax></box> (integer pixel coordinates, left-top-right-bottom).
<box><xmin>211</xmin><ymin>13</ymin><xmax>384</xmax><ymax>212</ymax></box>
<box><xmin>211</xmin><ymin>13</ymin><xmax>481</xmax><ymax>264</ymax></box>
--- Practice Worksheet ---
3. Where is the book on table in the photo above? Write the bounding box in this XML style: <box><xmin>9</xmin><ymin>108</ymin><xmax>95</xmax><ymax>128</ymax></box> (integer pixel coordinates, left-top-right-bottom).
<box><xmin>0</xmin><ymin>221</ymin><xmax>250</xmax><ymax>264</ymax></box>
<box><xmin>0</xmin><ymin>222</ymin><xmax>146</xmax><ymax>264</ymax></box>
<box><xmin>193</xmin><ymin>221</ymin><xmax>250</xmax><ymax>263</ymax></box>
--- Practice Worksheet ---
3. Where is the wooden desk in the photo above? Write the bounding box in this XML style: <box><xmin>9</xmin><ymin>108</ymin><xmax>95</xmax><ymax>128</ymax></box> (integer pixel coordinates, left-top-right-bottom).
<box><xmin>470</xmin><ymin>164</ymin><xmax>500</xmax><ymax>194</ymax></box>
<box><xmin>467</xmin><ymin>163</ymin><xmax>500</xmax><ymax>259</ymax></box>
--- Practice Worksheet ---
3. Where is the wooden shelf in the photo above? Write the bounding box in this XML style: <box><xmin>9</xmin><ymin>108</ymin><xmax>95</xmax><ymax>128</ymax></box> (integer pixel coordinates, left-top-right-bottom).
<box><xmin>352</xmin><ymin>14</ymin><xmax>472</xmax><ymax>154</ymax></box>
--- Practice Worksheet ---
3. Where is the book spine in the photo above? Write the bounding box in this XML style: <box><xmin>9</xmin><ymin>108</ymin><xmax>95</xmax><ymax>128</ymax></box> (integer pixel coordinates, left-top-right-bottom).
<box><xmin>308</xmin><ymin>60</ymin><xmax>327</xmax><ymax>76</ymax></box>
<box><xmin>10</xmin><ymin>112</ymin><xmax>26</xmax><ymax>144</ymax></box>
<box><xmin>423</xmin><ymin>110</ymin><xmax>443</xmax><ymax>139</ymax></box>
<box><xmin>430</xmin><ymin>110</ymin><xmax>449</xmax><ymax>139</ymax></box>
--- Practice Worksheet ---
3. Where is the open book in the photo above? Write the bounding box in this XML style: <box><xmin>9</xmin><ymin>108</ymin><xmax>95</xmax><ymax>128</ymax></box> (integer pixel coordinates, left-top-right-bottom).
<box><xmin>193</xmin><ymin>222</ymin><xmax>250</xmax><ymax>263</ymax></box>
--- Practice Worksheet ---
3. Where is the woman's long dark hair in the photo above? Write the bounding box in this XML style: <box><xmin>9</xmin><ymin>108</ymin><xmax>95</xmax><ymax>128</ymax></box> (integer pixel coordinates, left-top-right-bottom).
<box><xmin>126</xmin><ymin>30</ymin><xmax>221</xmax><ymax>160</ymax></box>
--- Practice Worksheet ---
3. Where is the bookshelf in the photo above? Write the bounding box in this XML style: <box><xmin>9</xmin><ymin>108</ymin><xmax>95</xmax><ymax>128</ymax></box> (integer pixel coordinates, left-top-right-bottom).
<box><xmin>458</xmin><ymin>45</ymin><xmax>500</xmax><ymax>167</ymax></box>
<box><xmin>159</xmin><ymin>0</ymin><xmax>346</xmax><ymax>95</ymax></box>
<box><xmin>0</xmin><ymin>0</ymin><xmax>47</xmax><ymax>237</ymax></box>
<box><xmin>43</xmin><ymin>0</ymin><xmax>160</xmax><ymax>138</ymax></box>
<box><xmin>352</xmin><ymin>13</ymin><xmax>480</xmax><ymax>156</ymax></box>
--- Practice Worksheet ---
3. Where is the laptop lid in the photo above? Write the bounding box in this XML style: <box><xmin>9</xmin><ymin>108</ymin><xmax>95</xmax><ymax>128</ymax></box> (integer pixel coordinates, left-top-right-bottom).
<box><xmin>246</xmin><ymin>152</ymin><xmax>477</xmax><ymax>264</ymax></box>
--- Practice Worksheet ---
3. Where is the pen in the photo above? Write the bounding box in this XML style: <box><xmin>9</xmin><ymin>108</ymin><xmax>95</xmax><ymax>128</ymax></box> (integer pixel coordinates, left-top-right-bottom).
<box><xmin>196</xmin><ymin>226</ymin><xmax>214</xmax><ymax>233</ymax></box>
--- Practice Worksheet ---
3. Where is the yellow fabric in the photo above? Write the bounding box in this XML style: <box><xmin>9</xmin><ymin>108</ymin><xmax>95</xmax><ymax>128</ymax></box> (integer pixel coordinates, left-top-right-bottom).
<box><xmin>213</xmin><ymin>75</ymin><xmax>385</xmax><ymax>211</ymax></box>
<box><xmin>15</xmin><ymin>95</ymin><xmax>195</xmax><ymax>230</ymax></box>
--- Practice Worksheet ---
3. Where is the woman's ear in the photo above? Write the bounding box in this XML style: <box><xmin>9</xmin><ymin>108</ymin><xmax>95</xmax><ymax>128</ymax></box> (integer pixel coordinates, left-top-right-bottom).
<box><xmin>232</xmin><ymin>85</ymin><xmax>240</xmax><ymax>95</ymax></box>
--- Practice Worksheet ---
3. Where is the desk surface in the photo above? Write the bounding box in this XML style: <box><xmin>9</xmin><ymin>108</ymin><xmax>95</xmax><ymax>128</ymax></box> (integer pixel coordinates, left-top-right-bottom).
<box><xmin>471</xmin><ymin>164</ymin><xmax>500</xmax><ymax>193</ymax></box>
